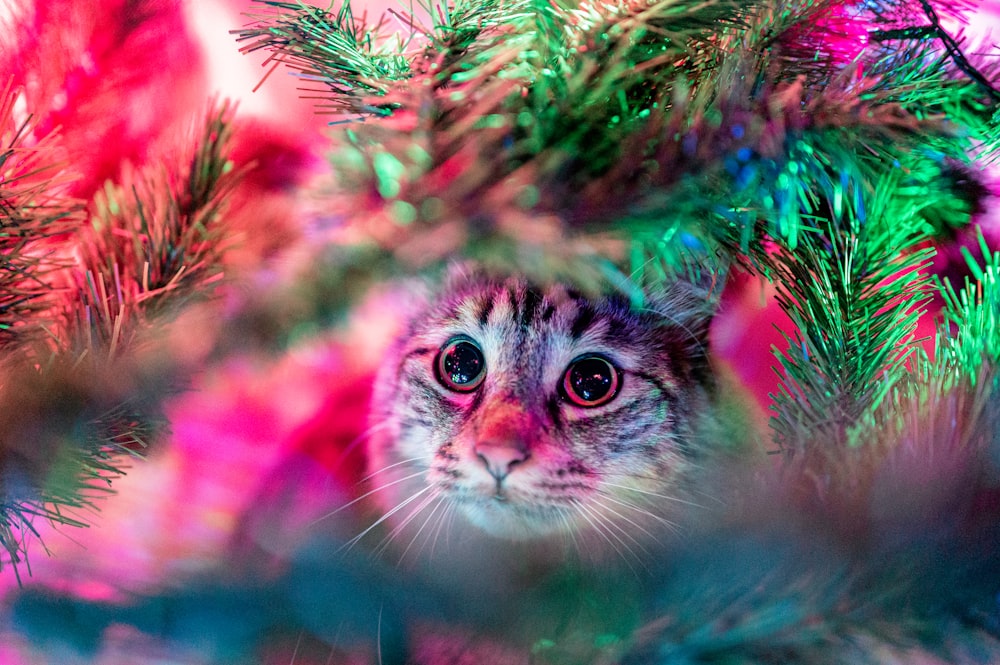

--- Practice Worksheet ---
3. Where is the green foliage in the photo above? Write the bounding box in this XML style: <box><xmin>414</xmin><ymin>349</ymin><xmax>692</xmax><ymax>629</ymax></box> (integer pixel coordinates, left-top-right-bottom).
<box><xmin>0</xmin><ymin>360</ymin><xmax>157</xmax><ymax>582</ymax></box>
<box><xmin>239</xmin><ymin>0</ymin><xmax>999</xmax><ymax>462</ymax></box>
<box><xmin>0</xmin><ymin>0</ymin><xmax>996</xmax><ymax>660</ymax></box>
<box><xmin>69</xmin><ymin>102</ymin><xmax>244</xmax><ymax>358</ymax></box>
<box><xmin>767</xmin><ymin>180</ymin><xmax>935</xmax><ymax>452</ymax></box>
<box><xmin>234</xmin><ymin>1</ymin><xmax>411</xmax><ymax>116</ymax></box>
<box><xmin>938</xmin><ymin>231</ymin><xmax>1000</xmax><ymax>382</ymax></box>
<box><xmin>0</xmin><ymin>101</ymin><xmax>242</xmax><ymax>577</ymax></box>
<box><xmin>0</xmin><ymin>81</ymin><xmax>80</xmax><ymax>351</ymax></box>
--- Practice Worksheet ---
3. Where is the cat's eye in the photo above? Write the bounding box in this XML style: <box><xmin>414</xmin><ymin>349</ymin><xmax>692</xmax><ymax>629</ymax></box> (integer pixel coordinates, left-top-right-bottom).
<box><xmin>562</xmin><ymin>355</ymin><xmax>620</xmax><ymax>407</ymax></box>
<box><xmin>436</xmin><ymin>337</ymin><xmax>486</xmax><ymax>392</ymax></box>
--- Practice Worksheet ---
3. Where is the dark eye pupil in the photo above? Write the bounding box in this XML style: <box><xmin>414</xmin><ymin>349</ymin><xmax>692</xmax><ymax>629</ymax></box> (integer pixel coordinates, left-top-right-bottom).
<box><xmin>568</xmin><ymin>357</ymin><xmax>614</xmax><ymax>402</ymax></box>
<box><xmin>441</xmin><ymin>341</ymin><xmax>484</xmax><ymax>387</ymax></box>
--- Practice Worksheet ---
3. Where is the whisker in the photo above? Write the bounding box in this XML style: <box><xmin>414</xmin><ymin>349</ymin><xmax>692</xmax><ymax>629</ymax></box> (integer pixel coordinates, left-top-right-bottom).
<box><xmin>556</xmin><ymin>505</ymin><xmax>582</xmax><ymax>556</ymax></box>
<box><xmin>376</xmin><ymin>605</ymin><xmax>384</xmax><ymax>665</ymax></box>
<box><xmin>428</xmin><ymin>500</ymin><xmax>457</xmax><ymax>557</ymax></box>
<box><xmin>569</xmin><ymin>500</ymin><xmax>614</xmax><ymax>552</ymax></box>
<box><xmin>622</xmin><ymin>473</ymin><xmax>724</xmax><ymax>507</ymax></box>
<box><xmin>288</xmin><ymin>630</ymin><xmax>303</xmax><ymax>665</ymax></box>
<box><xmin>440</xmin><ymin>499</ymin><xmax>460</xmax><ymax>551</ymax></box>
<box><xmin>627</xmin><ymin>255</ymin><xmax>663</xmax><ymax>283</ymax></box>
<box><xmin>599</xmin><ymin>481</ymin><xmax>705</xmax><ymax>508</ymax></box>
<box><xmin>327</xmin><ymin>420</ymin><xmax>395</xmax><ymax>473</ymax></box>
<box><xmin>583</xmin><ymin>498</ymin><xmax>649</xmax><ymax>558</ymax></box>
<box><xmin>357</xmin><ymin>455</ymin><xmax>430</xmax><ymax>485</ymax></box>
<box><xmin>374</xmin><ymin>489</ymin><xmax>442</xmax><ymax>559</ymax></box>
<box><xmin>595</xmin><ymin>490</ymin><xmax>681</xmax><ymax>533</ymax></box>
<box><xmin>396</xmin><ymin>493</ymin><xmax>449</xmax><ymax>562</ymax></box>
<box><xmin>308</xmin><ymin>468</ymin><xmax>428</xmax><ymax>527</ymax></box>
<box><xmin>571</xmin><ymin>499</ymin><xmax>639</xmax><ymax>573</ymax></box>
<box><xmin>338</xmin><ymin>485</ymin><xmax>436</xmax><ymax>552</ymax></box>
<box><xmin>586</xmin><ymin>498</ymin><xmax>656</xmax><ymax>562</ymax></box>
<box><xmin>639</xmin><ymin>299</ymin><xmax>712</xmax><ymax>357</ymax></box>
<box><xmin>588</xmin><ymin>496</ymin><xmax>663</xmax><ymax>546</ymax></box>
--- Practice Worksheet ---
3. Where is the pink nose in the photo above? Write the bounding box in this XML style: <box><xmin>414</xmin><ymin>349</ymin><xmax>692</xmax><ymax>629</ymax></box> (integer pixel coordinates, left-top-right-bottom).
<box><xmin>474</xmin><ymin>441</ymin><xmax>529</xmax><ymax>480</ymax></box>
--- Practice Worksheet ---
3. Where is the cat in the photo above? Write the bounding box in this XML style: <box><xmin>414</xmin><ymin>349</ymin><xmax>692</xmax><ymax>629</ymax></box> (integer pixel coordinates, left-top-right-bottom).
<box><xmin>362</xmin><ymin>266</ymin><xmax>721</xmax><ymax>562</ymax></box>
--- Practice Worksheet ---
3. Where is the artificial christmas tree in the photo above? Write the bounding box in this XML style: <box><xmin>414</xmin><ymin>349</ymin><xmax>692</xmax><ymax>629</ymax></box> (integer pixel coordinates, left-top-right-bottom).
<box><xmin>1</xmin><ymin>0</ymin><xmax>999</xmax><ymax>662</ymax></box>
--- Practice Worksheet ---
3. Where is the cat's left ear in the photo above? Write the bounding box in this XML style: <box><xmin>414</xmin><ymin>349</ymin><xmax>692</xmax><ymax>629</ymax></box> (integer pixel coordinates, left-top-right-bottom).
<box><xmin>438</xmin><ymin>260</ymin><xmax>505</xmax><ymax>295</ymax></box>
<box><xmin>642</xmin><ymin>263</ymin><xmax>725</xmax><ymax>350</ymax></box>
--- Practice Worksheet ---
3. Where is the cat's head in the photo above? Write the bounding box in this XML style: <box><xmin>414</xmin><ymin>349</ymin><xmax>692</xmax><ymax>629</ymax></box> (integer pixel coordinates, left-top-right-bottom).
<box><xmin>366</xmin><ymin>267</ymin><xmax>715</xmax><ymax>546</ymax></box>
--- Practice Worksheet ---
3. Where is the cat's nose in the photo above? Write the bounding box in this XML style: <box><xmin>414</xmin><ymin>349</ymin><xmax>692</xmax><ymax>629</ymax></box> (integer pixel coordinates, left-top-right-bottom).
<box><xmin>474</xmin><ymin>441</ymin><xmax>529</xmax><ymax>480</ymax></box>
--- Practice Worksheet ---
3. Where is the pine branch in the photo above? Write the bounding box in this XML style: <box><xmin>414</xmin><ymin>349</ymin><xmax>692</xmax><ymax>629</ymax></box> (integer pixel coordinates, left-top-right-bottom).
<box><xmin>233</xmin><ymin>1</ymin><xmax>410</xmax><ymax>117</ymax></box>
<box><xmin>0</xmin><ymin>80</ymin><xmax>81</xmax><ymax>351</ymax></box>
<box><xmin>66</xmin><ymin>101</ymin><xmax>244</xmax><ymax>358</ymax></box>
<box><xmin>0</xmin><ymin>357</ymin><xmax>163</xmax><ymax>580</ymax></box>
<box><xmin>767</xmin><ymin>172</ymin><xmax>935</xmax><ymax>454</ymax></box>
<box><xmin>361</xmin><ymin>1</ymin><xmax>990</xmax><ymax>244</ymax></box>
<box><xmin>414</xmin><ymin>0</ymin><xmax>529</xmax><ymax>57</ymax></box>
<box><xmin>937</xmin><ymin>229</ymin><xmax>1000</xmax><ymax>383</ymax></box>
<box><xmin>236</xmin><ymin>0</ymin><xmax>996</xmax><ymax>264</ymax></box>
<box><xmin>1</xmin><ymin>102</ymin><xmax>243</xmax><ymax>579</ymax></box>
<box><xmin>870</xmin><ymin>0</ymin><xmax>1000</xmax><ymax>103</ymax></box>
<box><xmin>617</xmin><ymin>527</ymin><xmax>999</xmax><ymax>665</ymax></box>
<box><xmin>238</xmin><ymin>0</ymin><xmax>999</xmax><ymax>468</ymax></box>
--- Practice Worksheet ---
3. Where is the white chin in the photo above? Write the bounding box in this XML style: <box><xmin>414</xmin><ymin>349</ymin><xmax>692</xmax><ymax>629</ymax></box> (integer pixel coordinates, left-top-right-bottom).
<box><xmin>460</xmin><ymin>498</ymin><xmax>568</xmax><ymax>540</ymax></box>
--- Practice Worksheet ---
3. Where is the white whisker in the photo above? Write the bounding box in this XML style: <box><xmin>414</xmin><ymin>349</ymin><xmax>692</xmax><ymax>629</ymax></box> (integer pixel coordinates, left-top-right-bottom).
<box><xmin>589</xmin><ymin>502</ymin><xmax>655</xmax><ymax>573</ymax></box>
<box><xmin>586</xmin><ymin>499</ymin><xmax>655</xmax><ymax>564</ymax></box>
<box><xmin>571</xmin><ymin>499</ymin><xmax>640</xmax><ymax>573</ymax></box>
<box><xmin>288</xmin><ymin>630</ymin><xmax>303</xmax><ymax>665</ymax></box>
<box><xmin>595</xmin><ymin>490</ymin><xmax>681</xmax><ymax>533</ymax></box>
<box><xmin>338</xmin><ymin>484</ymin><xmax>436</xmax><ymax>552</ymax></box>
<box><xmin>374</xmin><ymin>488</ymin><xmax>441</xmax><ymax>558</ymax></box>
<box><xmin>440</xmin><ymin>499</ymin><xmax>461</xmax><ymax>551</ymax></box>
<box><xmin>357</xmin><ymin>455</ymin><xmax>430</xmax><ymax>485</ymax></box>
<box><xmin>328</xmin><ymin>421</ymin><xmax>395</xmax><ymax>472</ymax></box>
<box><xmin>396</xmin><ymin>493</ymin><xmax>449</xmax><ymax>562</ymax></box>
<box><xmin>555</xmin><ymin>505</ymin><xmax>582</xmax><ymax>556</ymax></box>
<box><xmin>376</xmin><ymin>605</ymin><xmax>384</xmax><ymax>665</ymax></box>
<box><xmin>589</xmin><ymin>496</ymin><xmax>662</xmax><ymax>546</ymax></box>
<box><xmin>307</xmin><ymin>468</ymin><xmax>428</xmax><ymax>527</ymax></box>
<box><xmin>599</xmin><ymin>481</ymin><xmax>704</xmax><ymax>508</ymax></box>
<box><xmin>428</xmin><ymin>500</ymin><xmax>457</xmax><ymax>557</ymax></box>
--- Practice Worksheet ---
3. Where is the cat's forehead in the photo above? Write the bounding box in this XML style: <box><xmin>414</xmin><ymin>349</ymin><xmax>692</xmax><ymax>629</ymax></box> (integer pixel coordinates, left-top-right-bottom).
<box><xmin>422</xmin><ymin>274</ymin><xmax>633</xmax><ymax>333</ymax></box>
<box><xmin>452</xmin><ymin>278</ymin><xmax>571</xmax><ymax>319</ymax></box>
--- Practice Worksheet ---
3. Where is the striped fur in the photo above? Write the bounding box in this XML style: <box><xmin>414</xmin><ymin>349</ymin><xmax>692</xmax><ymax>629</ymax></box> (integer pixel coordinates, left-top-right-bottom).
<box><xmin>365</xmin><ymin>268</ymin><xmax>715</xmax><ymax>556</ymax></box>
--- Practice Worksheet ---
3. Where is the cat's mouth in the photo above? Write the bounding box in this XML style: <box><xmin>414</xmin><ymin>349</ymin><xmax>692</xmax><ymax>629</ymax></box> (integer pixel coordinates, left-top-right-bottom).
<box><xmin>423</xmin><ymin>460</ymin><xmax>590</xmax><ymax>538</ymax></box>
<box><xmin>488</xmin><ymin>474</ymin><xmax>521</xmax><ymax>503</ymax></box>
<box><xmin>445</xmin><ymin>484</ymin><xmax>577</xmax><ymax>538</ymax></box>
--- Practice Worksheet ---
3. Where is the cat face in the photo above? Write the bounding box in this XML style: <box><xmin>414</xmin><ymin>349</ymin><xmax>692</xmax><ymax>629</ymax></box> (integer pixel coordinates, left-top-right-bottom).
<box><xmin>366</xmin><ymin>270</ymin><xmax>713</xmax><ymax>547</ymax></box>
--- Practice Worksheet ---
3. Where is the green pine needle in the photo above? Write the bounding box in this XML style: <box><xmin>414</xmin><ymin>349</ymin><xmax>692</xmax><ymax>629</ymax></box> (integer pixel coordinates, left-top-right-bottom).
<box><xmin>767</xmin><ymin>172</ymin><xmax>935</xmax><ymax>453</ymax></box>
<box><xmin>68</xmin><ymin>101</ymin><xmax>244</xmax><ymax>358</ymax></box>
<box><xmin>1</xmin><ymin>101</ymin><xmax>242</xmax><ymax>578</ymax></box>
<box><xmin>937</xmin><ymin>229</ymin><xmax>1000</xmax><ymax>384</ymax></box>
<box><xmin>0</xmin><ymin>81</ymin><xmax>81</xmax><ymax>351</ymax></box>
<box><xmin>0</xmin><ymin>355</ymin><xmax>164</xmax><ymax>579</ymax></box>
<box><xmin>234</xmin><ymin>1</ymin><xmax>411</xmax><ymax>117</ymax></box>
<box><xmin>416</xmin><ymin>0</ymin><xmax>528</xmax><ymax>54</ymax></box>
